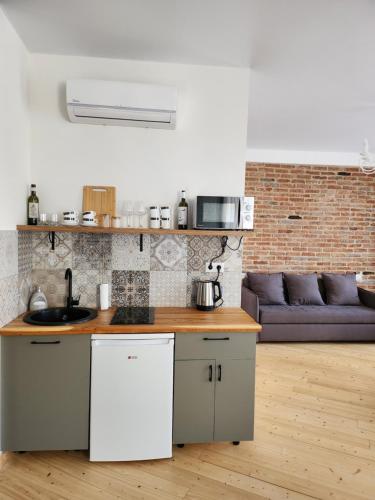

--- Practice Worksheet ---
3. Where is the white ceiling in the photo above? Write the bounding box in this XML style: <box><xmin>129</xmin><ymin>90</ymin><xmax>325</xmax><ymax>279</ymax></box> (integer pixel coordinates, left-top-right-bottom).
<box><xmin>2</xmin><ymin>0</ymin><xmax>375</xmax><ymax>152</ymax></box>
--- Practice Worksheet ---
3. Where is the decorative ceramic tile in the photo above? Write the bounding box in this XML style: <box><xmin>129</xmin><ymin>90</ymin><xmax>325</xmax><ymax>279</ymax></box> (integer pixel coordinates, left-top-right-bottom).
<box><xmin>112</xmin><ymin>234</ymin><xmax>150</xmax><ymax>271</ymax></box>
<box><xmin>111</xmin><ymin>271</ymin><xmax>149</xmax><ymax>307</ymax></box>
<box><xmin>18</xmin><ymin>231</ymin><xmax>33</xmax><ymax>274</ymax></box>
<box><xmin>187</xmin><ymin>235</ymin><xmax>243</xmax><ymax>272</ymax></box>
<box><xmin>18</xmin><ymin>272</ymin><xmax>33</xmax><ymax>314</ymax></box>
<box><xmin>0</xmin><ymin>274</ymin><xmax>19</xmax><ymax>327</ymax></box>
<box><xmin>73</xmin><ymin>233</ymin><xmax>111</xmax><ymax>270</ymax></box>
<box><xmin>0</xmin><ymin>231</ymin><xmax>18</xmax><ymax>279</ymax></box>
<box><xmin>32</xmin><ymin>231</ymin><xmax>73</xmax><ymax>270</ymax></box>
<box><xmin>220</xmin><ymin>271</ymin><xmax>242</xmax><ymax>307</ymax></box>
<box><xmin>150</xmin><ymin>271</ymin><xmax>187</xmax><ymax>307</ymax></box>
<box><xmin>31</xmin><ymin>269</ymin><xmax>67</xmax><ymax>307</ymax></box>
<box><xmin>186</xmin><ymin>271</ymin><xmax>214</xmax><ymax>307</ymax></box>
<box><xmin>72</xmin><ymin>270</ymin><xmax>101</xmax><ymax>308</ymax></box>
<box><xmin>187</xmin><ymin>236</ymin><xmax>222</xmax><ymax>272</ymax></box>
<box><xmin>151</xmin><ymin>235</ymin><xmax>187</xmax><ymax>271</ymax></box>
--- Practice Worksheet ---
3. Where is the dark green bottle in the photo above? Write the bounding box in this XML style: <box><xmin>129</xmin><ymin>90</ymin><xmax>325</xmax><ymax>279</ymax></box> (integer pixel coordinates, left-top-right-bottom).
<box><xmin>27</xmin><ymin>184</ymin><xmax>39</xmax><ymax>225</ymax></box>
<box><xmin>178</xmin><ymin>190</ymin><xmax>188</xmax><ymax>229</ymax></box>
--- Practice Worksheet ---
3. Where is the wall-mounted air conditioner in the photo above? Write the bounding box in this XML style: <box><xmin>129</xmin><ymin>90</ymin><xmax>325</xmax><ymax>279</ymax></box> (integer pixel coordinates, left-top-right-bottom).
<box><xmin>66</xmin><ymin>80</ymin><xmax>177</xmax><ymax>129</ymax></box>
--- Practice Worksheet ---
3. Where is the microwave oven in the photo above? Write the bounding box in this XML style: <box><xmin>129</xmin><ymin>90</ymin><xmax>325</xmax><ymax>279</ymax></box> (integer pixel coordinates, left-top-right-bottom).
<box><xmin>195</xmin><ymin>196</ymin><xmax>254</xmax><ymax>230</ymax></box>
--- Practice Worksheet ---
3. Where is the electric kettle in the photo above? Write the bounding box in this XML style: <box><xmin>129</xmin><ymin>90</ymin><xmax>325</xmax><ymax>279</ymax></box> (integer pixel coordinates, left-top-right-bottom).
<box><xmin>196</xmin><ymin>280</ymin><xmax>222</xmax><ymax>311</ymax></box>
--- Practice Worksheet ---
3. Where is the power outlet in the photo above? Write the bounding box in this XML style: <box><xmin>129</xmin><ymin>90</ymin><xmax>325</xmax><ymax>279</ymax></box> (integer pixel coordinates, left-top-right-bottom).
<box><xmin>205</xmin><ymin>262</ymin><xmax>225</xmax><ymax>273</ymax></box>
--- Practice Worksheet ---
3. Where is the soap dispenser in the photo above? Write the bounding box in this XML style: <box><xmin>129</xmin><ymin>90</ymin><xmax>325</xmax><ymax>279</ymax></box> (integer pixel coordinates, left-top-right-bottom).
<box><xmin>29</xmin><ymin>286</ymin><xmax>48</xmax><ymax>311</ymax></box>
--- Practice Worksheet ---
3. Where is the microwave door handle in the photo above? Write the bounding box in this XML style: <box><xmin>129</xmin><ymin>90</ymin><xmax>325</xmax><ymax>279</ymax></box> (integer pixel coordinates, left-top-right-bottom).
<box><xmin>238</xmin><ymin>198</ymin><xmax>242</xmax><ymax>228</ymax></box>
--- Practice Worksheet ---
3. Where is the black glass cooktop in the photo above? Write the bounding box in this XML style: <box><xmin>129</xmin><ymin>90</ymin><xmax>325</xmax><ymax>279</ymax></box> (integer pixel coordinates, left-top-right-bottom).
<box><xmin>110</xmin><ymin>307</ymin><xmax>155</xmax><ymax>325</ymax></box>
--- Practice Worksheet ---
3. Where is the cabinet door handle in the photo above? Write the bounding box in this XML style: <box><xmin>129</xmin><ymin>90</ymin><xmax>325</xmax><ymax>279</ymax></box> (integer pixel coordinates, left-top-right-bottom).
<box><xmin>209</xmin><ymin>364</ymin><xmax>213</xmax><ymax>382</ymax></box>
<box><xmin>218</xmin><ymin>364</ymin><xmax>222</xmax><ymax>382</ymax></box>
<box><xmin>30</xmin><ymin>340</ymin><xmax>61</xmax><ymax>345</ymax></box>
<box><xmin>203</xmin><ymin>337</ymin><xmax>230</xmax><ymax>341</ymax></box>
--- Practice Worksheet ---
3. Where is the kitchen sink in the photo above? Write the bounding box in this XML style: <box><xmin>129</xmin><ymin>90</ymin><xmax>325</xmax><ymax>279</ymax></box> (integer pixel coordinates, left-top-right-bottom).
<box><xmin>23</xmin><ymin>307</ymin><xmax>97</xmax><ymax>326</ymax></box>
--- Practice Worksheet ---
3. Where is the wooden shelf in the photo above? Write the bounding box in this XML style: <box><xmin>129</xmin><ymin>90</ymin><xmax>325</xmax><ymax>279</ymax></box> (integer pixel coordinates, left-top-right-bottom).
<box><xmin>16</xmin><ymin>225</ymin><xmax>253</xmax><ymax>237</ymax></box>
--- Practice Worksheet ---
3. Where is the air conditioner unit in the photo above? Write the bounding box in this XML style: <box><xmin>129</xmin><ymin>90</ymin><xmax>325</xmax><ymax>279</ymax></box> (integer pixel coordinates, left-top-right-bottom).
<box><xmin>66</xmin><ymin>80</ymin><xmax>177</xmax><ymax>129</ymax></box>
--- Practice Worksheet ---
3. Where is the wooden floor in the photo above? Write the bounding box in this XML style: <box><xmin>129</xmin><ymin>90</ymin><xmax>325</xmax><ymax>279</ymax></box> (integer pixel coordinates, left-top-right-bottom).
<box><xmin>1</xmin><ymin>343</ymin><xmax>375</xmax><ymax>499</ymax></box>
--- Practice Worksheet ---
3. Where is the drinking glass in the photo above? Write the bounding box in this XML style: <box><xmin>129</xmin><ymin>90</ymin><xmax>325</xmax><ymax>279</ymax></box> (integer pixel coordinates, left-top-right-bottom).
<box><xmin>133</xmin><ymin>201</ymin><xmax>147</xmax><ymax>227</ymax></box>
<box><xmin>122</xmin><ymin>201</ymin><xmax>134</xmax><ymax>227</ymax></box>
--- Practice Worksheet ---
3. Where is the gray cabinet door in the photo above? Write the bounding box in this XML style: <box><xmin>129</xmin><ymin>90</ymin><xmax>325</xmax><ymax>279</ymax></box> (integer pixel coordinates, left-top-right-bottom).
<box><xmin>173</xmin><ymin>360</ymin><xmax>215</xmax><ymax>444</ymax></box>
<box><xmin>2</xmin><ymin>335</ymin><xmax>90</xmax><ymax>451</ymax></box>
<box><xmin>214</xmin><ymin>359</ymin><xmax>255</xmax><ymax>442</ymax></box>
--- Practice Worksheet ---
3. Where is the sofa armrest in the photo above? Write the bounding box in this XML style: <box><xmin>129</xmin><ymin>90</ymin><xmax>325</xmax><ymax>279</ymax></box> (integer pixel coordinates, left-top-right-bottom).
<box><xmin>241</xmin><ymin>286</ymin><xmax>259</xmax><ymax>322</ymax></box>
<box><xmin>358</xmin><ymin>288</ymin><xmax>375</xmax><ymax>309</ymax></box>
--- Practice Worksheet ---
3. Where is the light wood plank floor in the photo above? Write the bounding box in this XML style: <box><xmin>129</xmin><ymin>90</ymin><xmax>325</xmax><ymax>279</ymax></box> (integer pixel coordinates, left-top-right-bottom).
<box><xmin>1</xmin><ymin>343</ymin><xmax>375</xmax><ymax>499</ymax></box>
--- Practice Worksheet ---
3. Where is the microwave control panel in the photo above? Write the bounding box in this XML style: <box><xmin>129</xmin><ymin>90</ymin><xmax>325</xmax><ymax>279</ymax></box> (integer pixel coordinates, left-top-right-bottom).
<box><xmin>242</xmin><ymin>196</ymin><xmax>254</xmax><ymax>230</ymax></box>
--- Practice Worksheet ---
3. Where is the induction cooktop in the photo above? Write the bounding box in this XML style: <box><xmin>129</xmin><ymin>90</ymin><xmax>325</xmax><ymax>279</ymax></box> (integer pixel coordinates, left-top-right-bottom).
<box><xmin>110</xmin><ymin>307</ymin><xmax>155</xmax><ymax>325</ymax></box>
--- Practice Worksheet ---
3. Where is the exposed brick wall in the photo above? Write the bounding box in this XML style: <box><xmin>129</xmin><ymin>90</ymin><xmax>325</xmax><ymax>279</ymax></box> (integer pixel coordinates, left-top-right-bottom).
<box><xmin>244</xmin><ymin>163</ymin><xmax>375</xmax><ymax>290</ymax></box>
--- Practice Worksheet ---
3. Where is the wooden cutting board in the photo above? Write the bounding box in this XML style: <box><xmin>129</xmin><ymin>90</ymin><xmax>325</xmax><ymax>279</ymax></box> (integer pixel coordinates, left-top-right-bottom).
<box><xmin>83</xmin><ymin>186</ymin><xmax>116</xmax><ymax>216</ymax></box>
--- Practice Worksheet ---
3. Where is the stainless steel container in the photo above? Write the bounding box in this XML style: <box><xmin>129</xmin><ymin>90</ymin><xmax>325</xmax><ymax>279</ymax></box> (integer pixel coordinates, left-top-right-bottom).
<box><xmin>196</xmin><ymin>280</ymin><xmax>222</xmax><ymax>311</ymax></box>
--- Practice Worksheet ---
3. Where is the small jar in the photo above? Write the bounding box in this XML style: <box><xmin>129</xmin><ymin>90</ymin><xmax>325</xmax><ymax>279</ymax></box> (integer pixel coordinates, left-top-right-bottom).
<box><xmin>160</xmin><ymin>206</ymin><xmax>171</xmax><ymax>219</ymax></box>
<box><xmin>150</xmin><ymin>217</ymin><xmax>160</xmax><ymax>229</ymax></box>
<box><xmin>111</xmin><ymin>216</ymin><xmax>121</xmax><ymax>228</ymax></box>
<box><xmin>161</xmin><ymin>218</ymin><xmax>171</xmax><ymax>229</ymax></box>
<box><xmin>149</xmin><ymin>206</ymin><xmax>160</xmax><ymax>218</ymax></box>
<box><xmin>99</xmin><ymin>213</ymin><xmax>111</xmax><ymax>227</ymax></box>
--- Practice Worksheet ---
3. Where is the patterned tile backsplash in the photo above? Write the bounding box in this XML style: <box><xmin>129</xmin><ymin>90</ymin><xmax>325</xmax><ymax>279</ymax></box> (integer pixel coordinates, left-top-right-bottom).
<box><xmin>112</xmin><ymin>270</ymin><xmax>150</xmax><ymax>307</ymax></box>
<box><xmin>0</xmin><ymin>231</ymin><xmax>18</xmax><ymax>280</ymax></box>
<box><xmin>0</xmin><ymin>230</ymin><xmax>23</xmax><ymax>326</ymax></box>
<box><xmin>0</xmin><ymin>231</ymin><xmax>244</xmax><ymax>319</ymax></box>
<box><xmin>150</xmin><ymin>235</ymin><xmax>187</xmax><ymax>271</ymax></box>
<box><xmin>150</xmin><ymin>271</ymin><xmax>187</xmax><ymax>307</ymax></box>
<box><xmin>73</xmin><ymin>233</ymin><xmax>112</xmax><ymax>271</ymax></box>
<box><xmin>32</xmin><ymin>231</ymin><xmax>73</xmax><ymax>270</ymax></box>
<box><xmin>0</xmin><ymin>274</ymin><xmax>19</xmax><ymax>326</ymax></box>
<box><xmin>112</xmin><ymin>234</ymin><xmax>150</xmax><ymax>271</ymax></box>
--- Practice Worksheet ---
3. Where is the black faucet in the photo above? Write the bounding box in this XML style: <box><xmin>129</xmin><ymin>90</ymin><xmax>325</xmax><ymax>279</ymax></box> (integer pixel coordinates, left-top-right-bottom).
<box><xmin>65</xmin><ymin>268</ymin><xmax>80</xmax><ymax>309</ymax></box>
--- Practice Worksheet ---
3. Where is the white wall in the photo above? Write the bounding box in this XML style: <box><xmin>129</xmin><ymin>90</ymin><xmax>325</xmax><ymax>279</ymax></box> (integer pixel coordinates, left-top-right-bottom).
<box><xmin>247</xmin><ymin>148</ymin><xmax>359</xmax><ymax>167</ymax></box>
<box><xmin>29</xmin><ymin>54</ymin><xmax>249</xmax><ymax>220</ymax></box>
<box><xmin>0</xmin><ymin>8</ymin><xmax>30</xmax><ymax>229</ymax></box>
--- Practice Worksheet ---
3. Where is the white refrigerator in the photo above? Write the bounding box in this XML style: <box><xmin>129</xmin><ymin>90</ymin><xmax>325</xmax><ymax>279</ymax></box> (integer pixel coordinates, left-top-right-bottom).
<box><xmin>90</xmin><ymin>333</ymin><xmax>174</xmax><ymax>461</ymax></box>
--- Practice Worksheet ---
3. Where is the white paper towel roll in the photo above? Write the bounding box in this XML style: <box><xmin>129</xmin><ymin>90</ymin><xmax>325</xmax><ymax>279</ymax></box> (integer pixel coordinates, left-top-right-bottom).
<box><xmin>99</xmin><ymin>283</ymin><xmax>109</xmax><ymax>310</ymax></box>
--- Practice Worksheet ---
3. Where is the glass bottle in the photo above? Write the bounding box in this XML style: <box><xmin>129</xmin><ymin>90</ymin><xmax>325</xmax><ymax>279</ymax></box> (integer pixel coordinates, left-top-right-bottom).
<box><xmin>178</xmin><ymin>190</ymin><xmax>188</xmax><ymax>230</ymax></box>
<box><xmin>27</xmin><ymin>184</ymin><xmax>39</xmax><ymax>225</ymax></box>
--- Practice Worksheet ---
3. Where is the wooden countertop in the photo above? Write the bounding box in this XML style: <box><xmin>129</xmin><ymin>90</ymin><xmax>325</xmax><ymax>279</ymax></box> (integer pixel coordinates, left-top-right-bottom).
<box><xmin>0</xmin><ymin>307</ymin><xmax>261</xmax><ymax>336</ymax></box>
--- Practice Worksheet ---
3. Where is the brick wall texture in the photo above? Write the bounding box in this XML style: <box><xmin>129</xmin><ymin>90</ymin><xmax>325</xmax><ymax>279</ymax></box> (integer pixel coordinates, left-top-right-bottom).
<box><xmin>243</xmin><ymin>163</ymin><xmax>375</xmax><ymax>290</ymax></box>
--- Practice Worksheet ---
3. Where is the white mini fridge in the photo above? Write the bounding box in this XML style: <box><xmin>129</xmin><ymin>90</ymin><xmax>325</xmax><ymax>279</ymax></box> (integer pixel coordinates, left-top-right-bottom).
<box><xmin>90</xmin><ymin>333</ymin><xmax>174</xmax><ymax>461</ymax></box>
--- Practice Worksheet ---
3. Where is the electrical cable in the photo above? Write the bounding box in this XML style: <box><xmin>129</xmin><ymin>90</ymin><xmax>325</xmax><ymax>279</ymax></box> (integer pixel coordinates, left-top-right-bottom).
<box><xmin>208</xmin><ymin>236</ymin><xmax>228</xmax><ymax>270</ymax></box>
<box><xmin>214</xmin><ymin>266</ymin><xmax>221</xmax><ymax>282</ymax></box>
<box><xmin>226</xmin><ymin>236</ymin><xmax>243</xmax><ymax>251</ymax></box>
<box><xmin>208</xmin><ymin>235</ymin><xmax>243</xmax><ymax>269</ymax></box>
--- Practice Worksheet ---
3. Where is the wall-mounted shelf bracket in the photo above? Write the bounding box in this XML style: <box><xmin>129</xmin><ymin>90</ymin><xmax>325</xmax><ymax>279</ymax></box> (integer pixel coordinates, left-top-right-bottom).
<box><xmin>48</xmin><ymin>231</ymin><xmax>56</xmax><ymax>251</ymax></box>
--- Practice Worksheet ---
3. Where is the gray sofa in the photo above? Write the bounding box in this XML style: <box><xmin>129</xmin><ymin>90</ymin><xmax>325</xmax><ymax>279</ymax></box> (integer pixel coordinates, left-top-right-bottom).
<box><xmin>241</xmin><ymin>278</ymin><xmax>375</xmax><ymax>342</ymax></box>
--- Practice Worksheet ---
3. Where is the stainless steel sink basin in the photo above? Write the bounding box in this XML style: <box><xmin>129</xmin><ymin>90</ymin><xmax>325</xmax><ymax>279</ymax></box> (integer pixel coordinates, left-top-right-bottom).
<box><xmin>23</xmin><ymin>307</ymin><xmax>97</xmax><ymax>326</ymax></box>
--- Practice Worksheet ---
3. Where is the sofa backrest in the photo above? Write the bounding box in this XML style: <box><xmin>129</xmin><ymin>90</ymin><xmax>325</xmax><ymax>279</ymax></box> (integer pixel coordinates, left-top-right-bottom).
<box><xmin>243</xmin><ymin>274</ymin><xmax>352</xmax><ymax>305</ymax></box>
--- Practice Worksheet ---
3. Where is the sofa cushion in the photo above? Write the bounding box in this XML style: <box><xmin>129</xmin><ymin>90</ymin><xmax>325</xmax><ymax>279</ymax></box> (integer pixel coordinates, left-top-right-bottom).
<box><xmin>284</xmin><ymin>273</ymin><xmax>325</xmax><ymax>305</ymax></box>
<box><xmin>322</xmin><ymin>273</ymin><xmax>361</xmax><ymax>305</ymax></box>
<box><xmin>259</xmin><ymin>305</ymin><xmax>375</xmax><ymax>324</ymax></box>
<box><xmin>246</xmin><ymin>272</ymin><xmax>287</xmax><ymax>305</ymax></box>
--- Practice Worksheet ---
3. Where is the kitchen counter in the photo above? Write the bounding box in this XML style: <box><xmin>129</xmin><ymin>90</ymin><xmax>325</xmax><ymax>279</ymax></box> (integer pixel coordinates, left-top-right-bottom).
<box><xmin>0</xmin><ymin>307</ymin><xmax>261</xmax><ymax>336</ymax></box>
